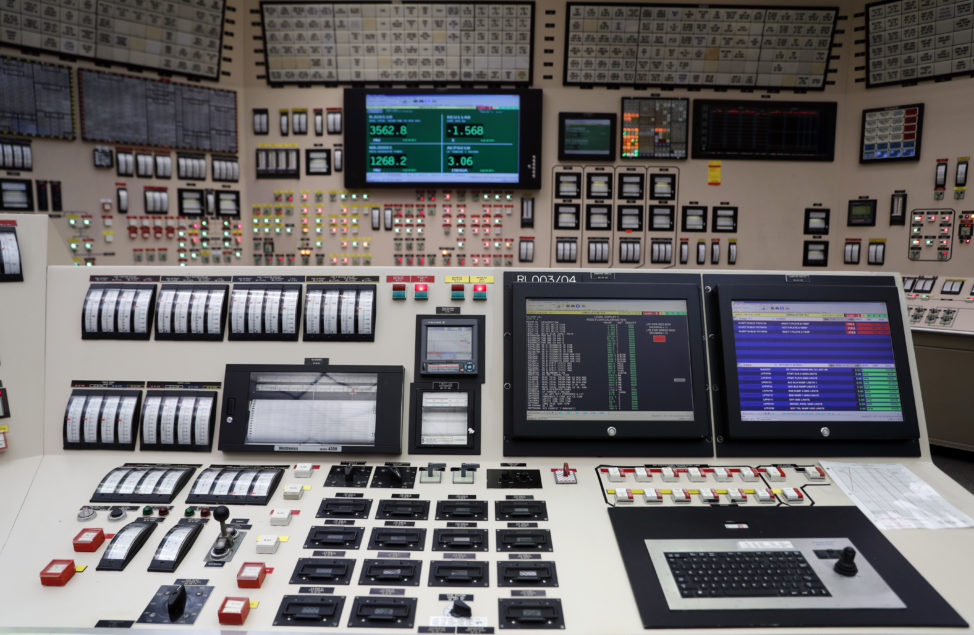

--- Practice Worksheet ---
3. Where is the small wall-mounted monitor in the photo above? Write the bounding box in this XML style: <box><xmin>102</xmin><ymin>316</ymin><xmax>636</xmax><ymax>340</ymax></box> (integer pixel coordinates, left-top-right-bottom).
<box><xmin>344</xmin><ymin>89</ymin><xmax>542</xmax><ymax>189</ymax></box>
<box><xmin>558</xmin><ymin>112</ymin><xmax>616</xmax><ymax>162</ymax></box>
<box><xmin>416</xmin><ymin>316</ymin><xmax>484</xmax><ymax>379</ymax></box>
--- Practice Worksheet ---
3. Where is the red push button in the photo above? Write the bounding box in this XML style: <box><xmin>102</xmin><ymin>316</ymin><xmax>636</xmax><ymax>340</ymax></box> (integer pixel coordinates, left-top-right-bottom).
<box><xmin>237</xmin><ymin>562</ymin><xmax>268</xmax><ymax>589</ymax></box>
<box><xmin>40</xmin><ymin>559</ymin><xmax>76</xmax><ymax>586</ymax></box>
<box><xmin>73</xmin><ymin>528</ymin><xmax>105</xmax><ymax>552</ymax></box>
<box><xmin>218</xmin><ymin>596</ymin><xmax>251</xmax><ymax>625</ymax></box>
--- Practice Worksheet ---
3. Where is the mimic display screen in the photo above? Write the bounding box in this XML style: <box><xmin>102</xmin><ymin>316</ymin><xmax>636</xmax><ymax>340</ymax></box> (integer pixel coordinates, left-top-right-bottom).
<box><xmin>558</xmin><ymin>113</ymin><xmax>616</xmax><ymax>161</ymax></box>
<box><xmin>523</xmin><ymin>298</ymin><xmax>695</xmax><ymax>422</ymax></box>
<box><xmin>426</xmin><ymin>326</ymin><xmax>473</xmax><ymax>362</ymax></box>
<box><xmin>731</xmin><ymin>301</ymin><xmax>904</xmax><ymax>423</ymax></box>
<box><xmin>692</xmin><ymin>100</ymin><xmax>837</xmax><ymax>161</ymax></box>
<box><xmin>363</xmin><ymin>93</ymin><xmax>520</xmax><ymax>184</ymax></box>
<box><xmin>621</xmin><ymin>97</ymin><xmax>689</xmax><ymax>159</ymax></box>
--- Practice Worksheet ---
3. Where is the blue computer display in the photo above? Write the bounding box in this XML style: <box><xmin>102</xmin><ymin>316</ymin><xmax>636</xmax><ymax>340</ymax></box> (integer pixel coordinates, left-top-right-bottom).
<box><xmin>731</xmin><ymin>301</ymin><xmax>903</xmax><ymax>423</ymax></box>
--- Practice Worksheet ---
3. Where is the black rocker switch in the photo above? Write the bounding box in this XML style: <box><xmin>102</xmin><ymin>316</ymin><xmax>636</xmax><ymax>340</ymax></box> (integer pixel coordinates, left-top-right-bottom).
<box><xmin>450</xmin><ymin>599</ymin><xmax>472</xmax><ymax>618</ymax></box>
<box><xmin>209</xmin><ymin>506</ymin><xmax>237</xmax><ymax>559</ymax></box>
<box><xmin>166</xmin><ymin>584</ymin><xmax>187</xmax><ymax>622</ymax></box>
<box><xmin>834</xmin><ymin>546</ymin><xmax>858</xmax><ymax>577</ymax></box>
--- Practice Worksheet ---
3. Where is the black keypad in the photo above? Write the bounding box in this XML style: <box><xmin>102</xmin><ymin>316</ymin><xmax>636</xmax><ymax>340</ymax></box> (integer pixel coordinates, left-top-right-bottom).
<box><xmin>664</xmin><ymin>551</ymin><xmax>830</xmax><ymax>598</ymax></box>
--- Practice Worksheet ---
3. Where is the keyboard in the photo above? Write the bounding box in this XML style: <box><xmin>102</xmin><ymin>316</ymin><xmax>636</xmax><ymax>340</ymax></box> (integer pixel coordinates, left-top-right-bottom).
<box><xmin>664</xmin><ymin>550</ymin><xmax>830</xmax><ymax>598</ymax></box>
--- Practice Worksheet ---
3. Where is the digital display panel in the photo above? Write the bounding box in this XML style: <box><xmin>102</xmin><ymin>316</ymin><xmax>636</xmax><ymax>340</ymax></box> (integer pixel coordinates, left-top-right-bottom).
<box><xmin>730</xmin><ymin>301</ymin><xmax>904</xmax><ymax>423</ymax></box>
<box><xmin>420</xmin><ymin>392</ymin><xmax>470</xmax><ymax>446</ymax></box>
<box><xmin>860</xmin><ymin>104</ymin><xmax>923</xmax><ymax>163</ymax></box>
<box><xmin>558</xmin><ymin>113</ymin><xmax>616</xmax><ymax>161</ymax></box>
<box><xmin>426</xmin><ymin>326</ymin><xmax>473</xmax><ymax>362</ymax></box>
<box><xmin>692</xmin><ymin>100</ymin><xmax>837</xmax><ymax>161</ymax></box>
<box><xmin>218</xmin><ymin>364</ymin><xmax>404</xmax><ymax>453</ymax></box>
<box><xmin>621</xmin><ymin>97</ymin><xmax>689</xmax><ymax>160</ymax></box>
<box><xmin>523</xmin><ymin>298</ymin><xmax>695</xmax><ymax>423</ymax></box>
<box><xmin>344</xmin><ymin>89</ymin><xmax>542</xmax><ymax>188</ymax></box>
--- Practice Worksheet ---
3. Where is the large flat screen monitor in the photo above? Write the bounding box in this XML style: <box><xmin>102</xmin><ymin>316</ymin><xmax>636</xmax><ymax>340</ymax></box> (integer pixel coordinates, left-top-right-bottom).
<box><xmin>344</xmin><ymin>88</ymin><xmax>542</xmax><ymax>189</ymax></box>
<box><xmin>506</xmin><ymin>276</ymin><xmax>711</xmax><ymax>455</ymax></box>
<box><xmin>218</xmin><ymin>363</ymin><xmax>404</xmax><ymax>454</ymax></box>
<box><xmin>712</xmin><ymin>280</ymin><xmax>920</xmax><ymax>444</ymax></box>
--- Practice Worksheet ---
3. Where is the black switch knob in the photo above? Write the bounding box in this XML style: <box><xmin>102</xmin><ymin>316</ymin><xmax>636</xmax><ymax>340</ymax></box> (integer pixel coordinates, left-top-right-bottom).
<box><xmin>833</xmin><ymin>546</ymin><xmax>859</xmax><ymax>577</ymax></box>
<box><xmin>343</xmin><ymin>464</ymin><xmax>355</xmax><ymax>482</ymax></box>
<box><xmin>166</xmin><ymin>584</ymin><xmax>187</xmax><ymax>623</ymax></box>
<box><xmin>212</xmin><ymin>505</ymin><xmax>230</xmax><ymax>536</ymax></box>
<box><xmin>449</xmin><ymin>599</ymin><xmax>472</xmax><ymax>618</ymax></box>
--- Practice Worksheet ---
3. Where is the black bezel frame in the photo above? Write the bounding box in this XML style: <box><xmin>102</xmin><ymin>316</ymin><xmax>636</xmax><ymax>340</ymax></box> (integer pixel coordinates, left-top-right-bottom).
<box><xmin>802</xmin><ymin>240</ymin><xmax>829</xmax><ymax>267</ymax></box>
<box><xmin>712</xmin><ymin>206</ymin><xmax>738</xmax><ymax>232</ymax></box>
<box><xmin>711</xmin><ymin>280</ymin><xmax>920</xmax><ymax>444</ymax></box>
<box><xmin>649</xmin><ymin>205</ymin><xmax>675</xmax><ymax>231</ymax></box>
<box><xmin>89</xmin><ymin>464</ymin><xmax>196</xmax><ymax>504</ymax></box>
<box><xmin>691</xmin><ymin>99</ymin><xmax>837</xmax><ymax>161</ymax></box>
<box><xmin>585</xmin><ymin>204</ymin><xmax>613</xmax><ymax>231</ymax></box>
<box><xmin>63</xmin><ymin>389</ymin><xmax>144</xmax><ymax>450</ymax></box>
<box><xmin>177</xmin><ymin>188</ymin><xmax>204</xmax><ymax>217</ymax></box>
<box><xmin>303</xmin><ymin>284</ymin><xmax>377</xmax><ymax>342</ymax></box>
<box><xmin>138</xmin><ymin>390</ymin><xmax>218</xmax><ymax>452</ymax></box>
<box><xmin>649</xmin><ymin>173</ymin><xmax>676</xmax><ymax>201</ymax></box>
<box><xmin>0</xmin><ymin>58</ymin><xmax>76</xmax><ymax>140</ymax></box>
<box><xmin>859</xmin><ymin>103</ymin><xmax>923</xmax><ymax>164</ymax></box>
<box><xmin>216</xmin><ymin>190</ymin><xmax>241</xmax><ymax>218</ymax></box>
<box><xmin>227</xmin><ymin>284</ymin><xmax>303</xmax><ymax>341</ymax></box>
<box><xmin>415</xmin><ymin>315</ymin><xmax>485</xmax><ymax>379</ymax></box>
<box><xmin>565</xmin><ymin>4</ymin><xmax>837</xmax><ymax>92</ymax></box>
<box><xmin>847</xmin><ymin>199</ymin><xmax>878</xmax><ymax>227</ymax></box>
<box><xmin>81</xmin><ymin>283</ymin><xmax>157</xmax><ymax>340</ymax></box>
<box><xmin>585</xmin><ymin>171</ymin><xmax>613</xmax><ymax>200</ymax></box>
<box><xmin>305</xmin><ymin>148</ymin><xmax>332</xmax><ymax>176</ymax></box>
<box><xmin>217</xmin><ymin>363</ymin><xmax>405</xmax><ymax>454</ymax></box>
<box><xmin>0</xmin><ymin>226</ymin><xmax>24</xmax><ymax>281</ymax></box>
<box><xmin>185</xmin><ymin>465</ymin><xmax>286</xmax><ymax>505</ymax></box>
<box><xmin>617</xmin><ymin>205</ymin><xmax>644</xmax><ymax>232</ymax></box>
<box><xmin>681</xmin><ymin>205</ymin><xmax>708</xmax><ymax>232</ymax></box>
<box><xmin>557</xmin><ymin>111</ymin><xmax>617</xmax><ymax>162</ymax></box>
<box><xmin>343</xmin><ymin>87</ymin><xmax>542</xmax><ymax>189</ymax></box>
<box><xmin>0</xmin><ymin>179</ymin><xmax>34</xmax><ymax>212</ymax></box>
<box><xmin>617</xmin><ymin>171</ymin><xmax>646</xmax><ymax>200</ymax></box>
<box><xmin>506</xmin><ymin>275</ymin><xmax>711</xmax><ymax>454</ymax></box>
<box><xmin>408</xmin><ymin>382</ymin><xmax>481</xmax><ymax>455</ymax></box>
<box><xmin>554</xmin><ymin>171</ymin><xmax>581</xmax><ymax>200</ymax></box>
<box><xmin>260</xmin><ymin>1</ymin><xmax>534</xmax><ymax>88</ymax></box>
<box><xmin>554</xmin><ymin>203</ymin><xmax>580</xmax><ymax>230</ymax></box>
<box><xmin>619</xmin><ymin>96</ymin><xmax>690</xmax><ymax>160</ymax></box>
<box><xmin>154</xmin><ymin>284</ymin><xmax>228</xmax><ymax>341</ymax></box>
<box><xmin>803</xmin><ymin>208</ymin><xmax>830</xmax><ymax>235</ymax></box>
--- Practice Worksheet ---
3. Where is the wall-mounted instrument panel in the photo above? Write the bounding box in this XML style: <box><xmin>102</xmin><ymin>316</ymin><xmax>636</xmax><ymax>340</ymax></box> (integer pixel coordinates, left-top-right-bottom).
<box><xmin>0</xmin><ymin>264</ymin><xmax>971</xmax><ymax>634</ymax></box>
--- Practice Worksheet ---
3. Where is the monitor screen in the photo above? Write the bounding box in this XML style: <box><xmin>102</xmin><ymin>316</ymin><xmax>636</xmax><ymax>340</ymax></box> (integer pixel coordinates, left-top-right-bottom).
<box><xmin>731</xmin><ymin>301</ymin><xmax>903</xmax><ymax>423</ymax></box>
<box><xmin>344</xmin><ymin>89</ymin><xmax>542</xmax><ymax>188</ymax></box>
<box><xmin>426</xmin><ymin>326</ymin><xmax>474</xmax><ymax>362</ymax></box>
<box><xmin>508</xmin><ymin>279</ymin><xmax>711</xmax><ymax>446</ymax></box>
<box><xmin>620</xmin><ymin>97</ymin><xmax>689</xmax><ymax>160</ymax></box>
<box><xmin>712</xmin><ymin>280</ymin><xmax>920</xmax><ymax>443</ymax></box>
<box><xmin>691</xmin><ymin>100</ymin><xmax>837</xmax><ymax>161</ymax></box>
<box><xmin>218</xmin><ymin>364</ymin><xmax>404</xmax><ymax>453</ymax></box>
<box><xmin>558</xmin><ymin>112</ymin><xmax>616</xmax><ymax>161</ymax></box>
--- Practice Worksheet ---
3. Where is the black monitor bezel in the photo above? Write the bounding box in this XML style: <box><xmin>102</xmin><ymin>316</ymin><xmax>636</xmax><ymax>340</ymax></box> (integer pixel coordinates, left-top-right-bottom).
<box><xmin>509</xmin><ymin>280</ymin><xmax>711</xmax><ymax>443</ymax></box>
<box><xmin>557</xmin><ymin>111</ymin><xmax>617</xmax><ymax>162</ymax></box>
<box><xmin>408</xmin><ymin>382</ymin><xmax>481</xmax><ymax>455</ymax></box>
<box><xmin>713</xmin><ymin>282</ymin><xmax>919</xmax><ymax>443</ymax></box>
<box><xmin>858</xmin><ymin>103</ymin><xmax>924</xmax><ymax>164</ymax></box>
<box><xmin>218</xmin><ymin>363</ymin><xmax>404</xmax><ymax>454</ymax></box>
<box><xmin>415</xmin><ymin>315</ymin><xmax>485</xmax><ymax>380</ymax></box>
<box><xmin>343</xmin><ymin>88</ymin><xmax>542</xmax><ymax>189</ymax></box>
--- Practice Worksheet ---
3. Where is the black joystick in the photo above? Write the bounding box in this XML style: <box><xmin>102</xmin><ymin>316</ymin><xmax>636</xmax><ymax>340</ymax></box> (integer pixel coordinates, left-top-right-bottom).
<box><xmin>209</xmin><ymin>505</ymin><xmax>237</xmax><ymax>559</ymax></box>
<box><xmin>833</xmin><ymin>546</ymin><xmax>859</xmax><ymax>577</ymax></box>
<box><xmin>343</xmin><ymin>464</ymin><xmax>356</xmax><ymax>482</ymax></box>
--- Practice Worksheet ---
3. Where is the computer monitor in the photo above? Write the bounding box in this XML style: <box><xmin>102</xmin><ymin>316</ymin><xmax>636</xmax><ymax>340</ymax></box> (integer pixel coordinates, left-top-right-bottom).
<box><xmin>344</xmin><ymin>88</ymin><xmax>542</xmax><ymax>188</ymax></box>
<box><xmin>710</xmin><ymin>278</ymin><xmax>920</xmax><ymax>448</ymax></box>
<box><xmin>504</xmin><ymin>274</ymin><xmax>711</xmax><ymax>456</ymax></box>
<box><xmin>218</xmin><ymin>363</ymin><xmax>404</xmax><ymax>453</ymax></box>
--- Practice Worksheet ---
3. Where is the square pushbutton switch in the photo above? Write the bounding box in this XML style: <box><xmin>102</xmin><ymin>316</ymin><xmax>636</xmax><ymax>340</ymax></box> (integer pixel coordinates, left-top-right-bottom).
<box><xmin>414</xmin><ymin>283</ymin><xmax>428</xmax><ymax>300</ymax></box>
<box><xmin>294</xmin><ymin>464</ymin><xmax>314</xmax><ymax>478</ymax></box>
<box><xmin>283</xmin><ymin>484</ymin><xmax>305</xmax><ymax>500</ymax></box>
<box><xmin>472</xmin><ymin>284</ymin><xmax>487</xmax><ymax>301</ymax></box>
<box><xmin>256</xmin><ymin>535</ymin><xmax>281</xmax><ymax>554</ymax></box>
<box><xmin>392</xmin><ymin>284</ymin><xmax>407</xmax><ymax>300</ymax></box>
<box><xmin>218</xmin><ymin>597</ymin><xmax>251</xmax><ymax>626</ymax></box>
<box><xmin>73</xmin><ymin>528</ymin><xmax>105</xmax><ymax>552</ymax></box>
<box><xmin>270</xmin><ymin>509</ymin><xmax>292</xmax><ymax>526</ymax></box>
<box><xmin>450</xmin><ymin>284</ymin><xmax>465</xmax><ymax>300</ymax></box>
<box><xmin>40</xmin><ymin>560</ymin><xmax>76</xmax><ymax>586</ymax></box>
<box><xmin>756</xmin><ymin>489</ymin><xmax>775</xmax><ymax>503</ymax></box>
<box><xmin>237</xmin><ymin>562</ymin><xmax>268</xmax><ymax>588</ymax></box>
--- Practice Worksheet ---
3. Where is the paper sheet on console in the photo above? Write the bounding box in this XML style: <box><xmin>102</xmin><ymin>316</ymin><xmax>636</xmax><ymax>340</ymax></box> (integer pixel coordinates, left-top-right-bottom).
<box><xmin>820</xmin><ymin>461</ymin><xmax>974</xmax><ymax>530</ymax></box>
